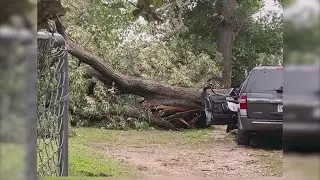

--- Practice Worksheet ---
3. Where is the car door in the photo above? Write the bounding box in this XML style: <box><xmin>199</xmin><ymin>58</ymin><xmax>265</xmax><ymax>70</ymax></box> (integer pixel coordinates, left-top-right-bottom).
<box><xmin>204</xmin><ymin>88</ymin><xmax>238</xmax><ymax>125</ymax></box>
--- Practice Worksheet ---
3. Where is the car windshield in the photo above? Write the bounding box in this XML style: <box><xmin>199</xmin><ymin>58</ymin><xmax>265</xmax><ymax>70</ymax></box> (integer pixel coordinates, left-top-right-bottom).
<box><xmin>244</xmin><ymin>68</ymin><xmax>283</xmax><ymax>93</ymax></box>
<box><xmin>284</xmin><ymin>67</ymin><xmax>320</xmax><ymax>95</ymax></box>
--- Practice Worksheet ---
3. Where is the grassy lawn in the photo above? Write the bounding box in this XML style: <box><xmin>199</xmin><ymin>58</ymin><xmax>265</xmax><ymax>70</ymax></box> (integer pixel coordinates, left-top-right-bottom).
<box><xmin>40</xmin><ymin>128</ymin><xmax>213</xmax><ymax>179</ymax></box>
<box><xmin>0</xmin><ymin>143</ymin><xmax>25</xmax><ymax>180</ymax></box>
<box><xmin>42</xmin><ymin>177</ymin><xmax>131</xmax><ymax>180</ymax></box>
<box><xmin>75</xmin><ymin>128</ymin><xmax>213</xmax><ymax>148</ymax></box>
<box><xmin>0</xmin><ymin>128</ymin><xmax>213</xmax><ymax>180</ymax></box>
<box><xmin>38</xmin><ymin>129</ymin><xmax>137</xmax><ymax>178</ymax></box>
<box><xmin>67</xmin><ymin>138</ymin><xmax>129</xmax><ymax>177</ymax></box>
<box><xmin>2</xmin><ymin>127</ymin><xmax>285</xmax><ymax>179</ymax></box>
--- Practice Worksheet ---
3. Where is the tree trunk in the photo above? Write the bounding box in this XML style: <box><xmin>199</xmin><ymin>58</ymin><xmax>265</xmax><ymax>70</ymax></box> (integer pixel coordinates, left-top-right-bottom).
<box><xmin>216</xmin><ymin>0</ymin><xmax>236</xmax><ymax>88</ymax></box>
<box><xmin>67</xmin><ymin>40</ymin><xmax>205</xmax><ymax>108</ymax></box>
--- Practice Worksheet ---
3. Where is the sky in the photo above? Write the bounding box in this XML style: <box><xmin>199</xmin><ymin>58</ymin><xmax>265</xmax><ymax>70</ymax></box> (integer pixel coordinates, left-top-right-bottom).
<box><xmin>256</xmin><ymin>0</ymin><xmax>320</xmax><ymax>25</ymax></box>
<box><xmin>284</xmin><ymin>0</ymin><xmax>320</xmax><ymax>24</ymax></box>
<box><xmin>253</xmin><ymin>0</ymin><xmax>282</xmax><ymax>19</ymax></box>
<box><xmin>264</xmin><ymin>0</ymin><xmax>280</xmax><ymax>11</ymax></box>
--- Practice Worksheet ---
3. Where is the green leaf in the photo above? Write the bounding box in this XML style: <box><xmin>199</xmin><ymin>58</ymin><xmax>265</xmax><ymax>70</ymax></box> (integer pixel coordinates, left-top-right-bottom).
<box><xmin>132</xmin><ymin>8</ymin><xmax>143</xmax><ymax>17</ymax></box>
<box><xmin>109</xmin><ymin>2</ymin><xmax>126</xmax><ymax>9</ymax></box>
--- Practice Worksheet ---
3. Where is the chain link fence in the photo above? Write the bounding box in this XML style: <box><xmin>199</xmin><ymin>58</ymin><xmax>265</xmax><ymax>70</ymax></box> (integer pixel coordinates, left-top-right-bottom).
<box><xmin>37</xmin><ymin>31</ymin><xmax>69</xmax><ymax>176</ymax></box>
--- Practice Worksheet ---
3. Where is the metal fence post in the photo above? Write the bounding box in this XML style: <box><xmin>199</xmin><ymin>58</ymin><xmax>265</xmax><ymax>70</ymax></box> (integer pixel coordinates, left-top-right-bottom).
<box><xmin>36</xmin><ymin>31</ymin><xmax>69</xmax><ymax>177</ymax></box>
<box><xmin>55</xmin><ymin>33</ymin><xmax>69</xmax><ymax>176</ymax></box>
<box><xmin>26</xmin><ymin>30</ymin><xmax>38</xmax><ymax>180</ymax></box>
<box><xmin>0</xmin><ymin>26</ymin><xmax>37</xmax><ymax>180</ymax></box>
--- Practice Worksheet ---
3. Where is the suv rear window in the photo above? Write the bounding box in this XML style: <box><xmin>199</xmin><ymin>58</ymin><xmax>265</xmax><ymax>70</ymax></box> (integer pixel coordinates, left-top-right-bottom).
<box><xmin>284</xmin><ymin>67</ymin><xmax>320</xmax><ymax>94</ymax></box>
<box><xmin>243</xmin><ymin>68</ymin><xmax>283</xmax><ymax>93</ymax></box>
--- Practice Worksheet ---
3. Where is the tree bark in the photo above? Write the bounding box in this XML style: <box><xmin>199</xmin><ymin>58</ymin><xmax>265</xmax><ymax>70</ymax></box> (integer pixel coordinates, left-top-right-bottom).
<box><xmin>216</xmin><ymin>0</ymin><xmax>236</xmax><ymax>88</ymax></box>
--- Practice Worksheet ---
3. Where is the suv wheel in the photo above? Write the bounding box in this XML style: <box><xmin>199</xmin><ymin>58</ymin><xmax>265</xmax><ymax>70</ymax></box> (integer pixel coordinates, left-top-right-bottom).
<box><xmin>237</xmin><ymin>129</ymin><xmax>250</xmax><ymax>145</ymax></box>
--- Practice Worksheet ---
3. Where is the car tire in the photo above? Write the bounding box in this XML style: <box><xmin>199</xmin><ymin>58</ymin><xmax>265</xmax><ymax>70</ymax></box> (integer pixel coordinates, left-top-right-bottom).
<box><xmin>237</xmin><ymin>129</ymin><xmax>250</xmax><ymax>145</ymax></box>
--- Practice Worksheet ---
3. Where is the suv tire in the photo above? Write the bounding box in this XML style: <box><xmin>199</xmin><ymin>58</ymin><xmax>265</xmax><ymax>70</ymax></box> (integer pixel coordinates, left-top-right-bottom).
<box><xmin>237</xmin><ymin>129</ymin><xmax>250</xmax><ymax>145</ymax></box>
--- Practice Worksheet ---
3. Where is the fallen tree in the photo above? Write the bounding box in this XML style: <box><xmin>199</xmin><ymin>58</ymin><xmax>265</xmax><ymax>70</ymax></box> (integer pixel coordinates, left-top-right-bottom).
<box><xmin>36</xmin><ymin>0</ymin><xmax>219</xmax><ymax>130</ymax></box>
<box><xmin>68</xmin><ymin>40</ymin><xmax>204</xmax><ymax>108</ymax></box>
<box><xmin>54</xmin><ymin>18</ymin><xmax>212</xmax><ymax>129</ymax></box>
<box><xmin>35</xmin><ymin>0</ymin><xmax>235</xmax><ymax>130</ymax></box>
<box><xmin>68</xmin><ymin>39</ymin><xmax>208</xmax><ymax>129</ymax></box>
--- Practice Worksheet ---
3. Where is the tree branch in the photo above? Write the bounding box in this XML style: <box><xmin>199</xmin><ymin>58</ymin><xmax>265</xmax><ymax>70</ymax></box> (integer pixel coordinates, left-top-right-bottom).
<box><xmin>159</xmin><ymin>0</ymin><xmax>185</xmax><ymax>41</ymax></box>
<box><xmin>233</xmin><ymin>14</ymin><xmax>251</xmax><ymax>42</ymax></box>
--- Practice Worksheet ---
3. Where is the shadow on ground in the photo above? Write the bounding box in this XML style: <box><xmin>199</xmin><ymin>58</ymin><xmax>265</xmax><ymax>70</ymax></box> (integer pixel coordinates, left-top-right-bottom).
<box><xmin>230</xmin><ymin>130</ymin><xmax>320</xmax><ymax>153</ymax></box>
<box><xmin>250</xmin><ymin>133</ymin><xmax>283</xmax><ymax>150</ymax></box>
<box><xmin>284</xmin><ymin>144</ymin><xmax>320</xmax><ymax>154</ymax></box>
<box><xmin>228</xmin><ymin>131</ymin><xmax>282</xmax><ymax>150</ymax></box>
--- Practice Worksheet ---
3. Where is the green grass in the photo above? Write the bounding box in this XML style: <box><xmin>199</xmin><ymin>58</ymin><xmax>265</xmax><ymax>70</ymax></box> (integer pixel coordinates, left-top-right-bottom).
<box><xmin>42</xmin><ymin>177</ymin><xmax>130</xmax><ymax>180</ymax></box>
<box><xmin>42</xmin><ymin>176</ymin><xmax>136</xmax><ymax>180</ymax></box>
<box><xmin>2</xmin><ymin>128</ymin><xmax>284</xmax><ymax>179</ymax></box>
<box><xmin>39</xmin><ymin>128</ymin><xmax>213</xmax><ymax>178</ymax></box>
<box><xmin>0</xmin><ymin>143</ymin><xmax>25</xmax><ymax>180</ymax></box>
<box><xmin>68</xmin><ymin>140</ymin><xmax>129</xmax><ymax>177</ymax></box>
<box><xmin>74</xmin><ymin>128</ymin><xmax>212</xmax><ymax>148</ymax></box>
<box><xmin>37</xmin><ymin>129</ymin><xmax>135</xmax><ymax>178</ymax></box>
<box><xmin>39</xmin><ymin>128</ymin><xmax>213</xmax><ymax>179</ymax></box>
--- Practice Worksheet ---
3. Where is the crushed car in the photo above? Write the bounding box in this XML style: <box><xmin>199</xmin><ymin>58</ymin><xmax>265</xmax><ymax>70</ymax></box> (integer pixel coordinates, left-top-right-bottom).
<box><xmin>203</xmin><ymin>87</ymin><xmax>240</xmax><ymax>131</ymax></box>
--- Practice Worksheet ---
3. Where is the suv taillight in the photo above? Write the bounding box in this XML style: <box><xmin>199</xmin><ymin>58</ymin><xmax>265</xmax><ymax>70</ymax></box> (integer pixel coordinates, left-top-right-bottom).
<box><xmin>239</xmin><ymin>95</ymin><xmax>247</xmax><ymax>116</ymax></box>
<box><xmin>239</xmin><ymin>95</ymin><xmax>247</xmax><ymax>109</ymax></box>
<box><xmin>276</xmin><ymin>66</ymin><xmax>283</xmax><ymax>70</ymax></box>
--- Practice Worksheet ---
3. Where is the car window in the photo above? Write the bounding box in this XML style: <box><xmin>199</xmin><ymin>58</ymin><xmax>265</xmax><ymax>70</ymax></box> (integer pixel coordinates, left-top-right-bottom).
<box><xmin>243</xmin><ymin>68</ymin><xmax>283</xmax><ymax>93</ymax></box>
<box><xmin>284</xmin><ymin>68</ymin><xmax>320</xmax><ymax>95</ymax></box>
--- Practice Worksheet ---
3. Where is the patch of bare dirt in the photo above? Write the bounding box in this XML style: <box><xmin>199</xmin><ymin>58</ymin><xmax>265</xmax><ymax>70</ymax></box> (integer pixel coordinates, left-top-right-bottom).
<box><xmin>94</xmin><ymin>128</ymin><xmax>282</xmax><ymax>178</ymax></box>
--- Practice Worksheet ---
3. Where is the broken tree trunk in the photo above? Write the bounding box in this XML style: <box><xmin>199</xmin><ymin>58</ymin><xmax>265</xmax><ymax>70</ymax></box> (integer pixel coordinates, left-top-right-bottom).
<box><xmin>67</xmin><ymin>40</ymin><xmax>205</xmax><ymax>108</ymax></box>
<box><xmin>55</xmin><ymin>18</ymin><xmax>210</xmax><ymax>130</ymax></box>
<box><xmin>67</xmin><ymin>39</ymin><xmax>210</xmax><ymax>129</ymax></box>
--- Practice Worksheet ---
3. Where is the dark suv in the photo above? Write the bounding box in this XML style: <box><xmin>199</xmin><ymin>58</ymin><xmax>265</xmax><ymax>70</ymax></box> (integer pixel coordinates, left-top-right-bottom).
<box><xmin>237</xmin><ymin>66</ymin><xmax>283</xmax><ymax>145</ymax></box>
<box><xmin>283</xmin><ymin>65</ymin><xmax>320</xmax><ymax>151</ymax></box>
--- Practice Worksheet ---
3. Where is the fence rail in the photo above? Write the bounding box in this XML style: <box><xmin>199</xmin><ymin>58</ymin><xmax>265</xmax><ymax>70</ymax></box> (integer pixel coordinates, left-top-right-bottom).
<box><xmin>37</xmin><ymin>31</ymin><xmax>69</xmax><ymax>176</ymax></box>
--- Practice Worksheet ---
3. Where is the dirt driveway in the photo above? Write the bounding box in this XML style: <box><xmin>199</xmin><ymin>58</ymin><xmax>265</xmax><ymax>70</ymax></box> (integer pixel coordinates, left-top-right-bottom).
<box><xmin>92</xmin><ymin>126</ymin><xmax>283</xmax><ymax>178</ymax></box>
